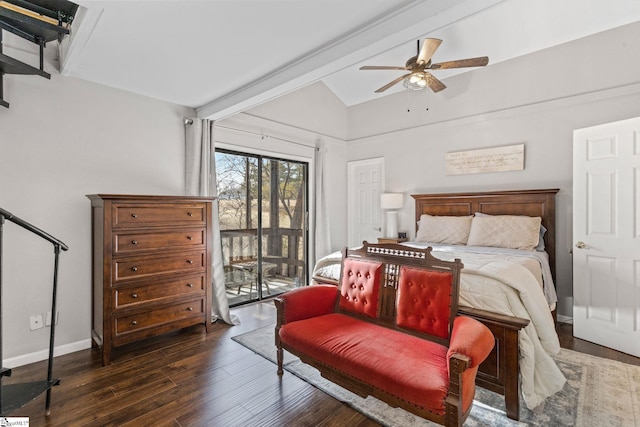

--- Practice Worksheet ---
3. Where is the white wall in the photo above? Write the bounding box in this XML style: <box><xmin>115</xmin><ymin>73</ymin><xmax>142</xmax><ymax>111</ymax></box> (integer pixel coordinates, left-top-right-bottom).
<box><xmin>344</xmin><ymin>21</ymin><xmax>640</xmax><ymax>318</ymax></box>
<box><xmin>227</xmin><ymin>83</ymin><xmax>349</xmax><ymax>255</ymax></box>
<box><xmin>246</xmin><ymin>81</ymin><xmax>348</xmax><ymax>141</ymax></box>
<box><xmin>0</xmin><ymin>35</ymin><xmax>193</xmax><ymax>365</ymax></box>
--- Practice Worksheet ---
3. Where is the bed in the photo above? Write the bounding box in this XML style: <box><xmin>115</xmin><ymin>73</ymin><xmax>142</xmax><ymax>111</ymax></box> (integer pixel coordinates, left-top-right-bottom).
<box><xmin>311</xmin><ymin>189</ymin><xmax>566</xmax><ymax>418</ymax></box>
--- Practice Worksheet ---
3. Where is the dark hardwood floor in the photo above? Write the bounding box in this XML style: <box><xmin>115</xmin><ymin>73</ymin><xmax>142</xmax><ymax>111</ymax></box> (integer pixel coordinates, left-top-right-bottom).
<box><xmin>555</xmin><ymin>321</ymin><xmax>640</xmax><ymax>367</ymax></box>
<box><xmin>7</xmin><ymin>301</ymin><xmax>640</xmax><ymax>426</ymax></box>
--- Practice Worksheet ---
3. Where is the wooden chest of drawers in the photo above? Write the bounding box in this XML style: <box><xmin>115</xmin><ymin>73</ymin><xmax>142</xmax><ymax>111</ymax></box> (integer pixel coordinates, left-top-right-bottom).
<box><xmin>87</xmin><ymin>194</ymin><xmax>213</xmax><ymax>365</ymax></box>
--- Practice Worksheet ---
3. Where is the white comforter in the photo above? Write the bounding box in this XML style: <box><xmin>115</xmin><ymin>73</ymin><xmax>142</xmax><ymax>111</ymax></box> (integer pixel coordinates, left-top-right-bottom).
<box><xmin>312</xmin><ymin>243</ymin><xmax>566</xmax><ymax>410</ymax></box>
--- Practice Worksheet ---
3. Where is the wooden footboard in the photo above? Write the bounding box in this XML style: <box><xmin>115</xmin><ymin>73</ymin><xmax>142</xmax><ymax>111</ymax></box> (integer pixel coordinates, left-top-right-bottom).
<box><xmin>458</xmin><ymin>306</ymin><xmax>529</xmax><ymax>420</ymax></box>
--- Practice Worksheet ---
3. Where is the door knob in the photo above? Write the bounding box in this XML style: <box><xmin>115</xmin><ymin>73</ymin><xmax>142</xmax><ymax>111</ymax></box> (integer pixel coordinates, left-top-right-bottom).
<box><xmin>373</xmin><ymin>227</ymin><xmax>381</xmax><ymax>232</ymax></box>
<box><xmin>575</xmin><ymin>241</ymin><xmax>590</xmax><ymax>249</ymax></box>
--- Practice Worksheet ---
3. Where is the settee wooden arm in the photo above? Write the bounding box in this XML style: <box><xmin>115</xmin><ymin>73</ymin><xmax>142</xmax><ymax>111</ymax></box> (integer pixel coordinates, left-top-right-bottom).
<box><xmin>446</xmin><ymin>353</ymin><xmax>471</xmax><ymax>426</ymax></box>
<box><xmin>445</xmin><ymin>315</ymin><xmax>495</xmax><ymax>424</ymax></box>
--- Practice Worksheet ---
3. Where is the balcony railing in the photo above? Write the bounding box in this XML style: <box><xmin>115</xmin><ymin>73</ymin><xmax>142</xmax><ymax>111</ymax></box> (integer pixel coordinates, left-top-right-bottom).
<box><xmin>220</xmin><ymin>227</ymin><xmax>305</xmax><ymax>281</ymax></box>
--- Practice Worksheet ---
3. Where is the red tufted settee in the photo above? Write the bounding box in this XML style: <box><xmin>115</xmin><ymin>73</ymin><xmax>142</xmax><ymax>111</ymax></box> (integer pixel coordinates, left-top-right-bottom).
<box><xmin>275</xmin><ymin>242</ymin><xmax>495</xmax><ymax>426</ymax></box>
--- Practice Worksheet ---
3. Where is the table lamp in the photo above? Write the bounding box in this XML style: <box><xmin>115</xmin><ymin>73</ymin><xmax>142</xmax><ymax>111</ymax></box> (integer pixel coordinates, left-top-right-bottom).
<box><xmin>380</xmin><ymin>193</ymin><xmax>404</xmax><ymax>238</ymax></box>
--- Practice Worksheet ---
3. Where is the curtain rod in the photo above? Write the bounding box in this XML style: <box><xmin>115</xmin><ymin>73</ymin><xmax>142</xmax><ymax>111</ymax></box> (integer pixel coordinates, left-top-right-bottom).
<box><xmin>213</xmin><ymin>123</ymin><xmax>316</xmax><ymax>149</ymax></box>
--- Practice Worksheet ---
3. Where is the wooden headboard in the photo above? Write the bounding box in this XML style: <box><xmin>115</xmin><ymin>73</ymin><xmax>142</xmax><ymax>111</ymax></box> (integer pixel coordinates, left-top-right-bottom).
<box><xmin>411</xmin><ymin>189</ymin><xmax>559</xmax><ymax>282</ymax></box>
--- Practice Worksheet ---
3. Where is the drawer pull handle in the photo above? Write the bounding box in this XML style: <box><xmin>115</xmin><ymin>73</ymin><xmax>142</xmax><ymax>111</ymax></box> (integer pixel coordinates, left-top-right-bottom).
<box><xmin>131</xmin><ymin>266</ymin><xmax>138</xmax><ymax>272</ymax></box>
<box><xmin>187</xmin><ymin>236</ymin><xmax>193</xmax><ymax>240</ymax></box>
<box><xmin>131</xmin><ymin>320</ymin><xmax>137</xmax><ymax>326</ymax></box>
<box><xmin>187</xmin><ymin>307</ymin><xmax>193</xmax><ymax>311</ymax></box>
<box><xmin>131</xmin><ymin>293</ymin><xmax>138</xmax><ymax>299</ymax></box>
<box><xmin>187</xmin><ymin>283</ymin><xmax>193</xmax><ymax>288</ymax></box>
<box><xmin>131</xmin><ymin>240</ymin><xmax>138</xmax><ymax>245</ymax></box>
<box><xmin>131</xmin><ymin>213</ymin><xmax>138</xmax><ymax>218</ymax></box>
<box><xmin>187</xmin><ymin>212</ymin><xmax>193</xmax><ymax>217</ymax></box>
<box><xmin>187</xmin><ymin>260</ymin><xmax>193</xmax><ymax>264</ymax></box>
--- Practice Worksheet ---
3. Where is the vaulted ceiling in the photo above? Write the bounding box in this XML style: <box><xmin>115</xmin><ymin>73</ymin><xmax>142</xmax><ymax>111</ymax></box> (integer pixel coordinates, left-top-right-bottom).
<box><xmin>57</xmin><ymin>0</ymin><xmax>640</xmax><ymax>120</ymax></box>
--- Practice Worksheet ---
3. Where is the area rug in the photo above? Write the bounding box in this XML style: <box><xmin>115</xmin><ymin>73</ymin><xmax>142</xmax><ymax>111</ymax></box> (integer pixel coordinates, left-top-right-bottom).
<box><xmin>232</xmin><ymin>325</ymin><xmax>640</xmax><ymax>426</ymax></box>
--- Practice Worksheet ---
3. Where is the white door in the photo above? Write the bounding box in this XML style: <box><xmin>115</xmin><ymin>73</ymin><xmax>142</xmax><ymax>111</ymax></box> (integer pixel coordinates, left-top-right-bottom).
<box><xmin>347</xmin><ymin>158</ymin><xmax>384</xmax><ymax>247</ymax></box>
<box><xmin>573</xmin><ymin>117</ymin><xmax>640</xmax><ymax>357</ymax></box>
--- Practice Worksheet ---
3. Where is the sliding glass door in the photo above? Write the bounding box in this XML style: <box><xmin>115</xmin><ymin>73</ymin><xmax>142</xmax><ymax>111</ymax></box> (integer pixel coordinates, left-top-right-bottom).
<box><xmin>216</xmin><ymin>149</ymin><xmax>308</xmax><ymax>306</ymax></box>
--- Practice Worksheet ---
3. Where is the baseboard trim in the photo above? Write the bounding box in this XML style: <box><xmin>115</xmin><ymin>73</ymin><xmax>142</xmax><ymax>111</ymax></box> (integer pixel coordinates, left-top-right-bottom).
<box><xmin>4</xmin><ymin>339</ymin><xmax>92</xmax><ymax>368</ymax></box>
<box><xmin>557</xmin><ymin>315</ymin><xmax>573</xmax><ymax>324</ymax></box>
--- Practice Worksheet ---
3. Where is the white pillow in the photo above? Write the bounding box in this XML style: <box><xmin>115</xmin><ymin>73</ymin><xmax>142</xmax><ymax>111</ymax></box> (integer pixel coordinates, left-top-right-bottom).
<box><xmin>467</xmin><ymin>215</ymin><xmax>542</xmax><ymax>250</ymax></box>
<box><xmin>416</xmin><ymin>214</ymin><xmax>473</xmax><ymax>245</ymax></box>
<box><xmin>475</xmin><ymin>212</ymin><xmax>547</xmax><ymax>251</ymax></box>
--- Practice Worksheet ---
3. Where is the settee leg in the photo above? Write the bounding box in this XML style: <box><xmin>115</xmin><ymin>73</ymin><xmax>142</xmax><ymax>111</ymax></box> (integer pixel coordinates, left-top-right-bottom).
<box><xmin>446</xmin><ymin>356</ymin><xmax>467</xmax><ymax>427</ymax></box>
<box><xmin>445</xmin><ymin>396</ymin><xmax>462</xmax><ymax>427</ymax></box>
<box><xmin>274</xmin><ymin>322</ymin><xmax>284</xmax><ymax>375</ymax></box>
<box><xmin>276</xmin><ymin>347</ymin><xmax>284</xmax><ymax>375</ymax></box>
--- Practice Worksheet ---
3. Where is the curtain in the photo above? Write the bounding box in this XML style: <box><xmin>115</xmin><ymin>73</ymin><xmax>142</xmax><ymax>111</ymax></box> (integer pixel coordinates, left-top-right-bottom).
<box><xmin>313</xmin><ymin>141</ymin><xmax>331</xmax><ymax>263</ymax></box>
<box><xmin>185</xmin><ymin>118</ymin><xmax>238</xmax><ymax>325</ymax></box>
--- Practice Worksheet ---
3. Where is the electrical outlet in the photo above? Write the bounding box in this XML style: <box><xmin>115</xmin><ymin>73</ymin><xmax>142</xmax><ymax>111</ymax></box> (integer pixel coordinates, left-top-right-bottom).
<box><xmin>29</xmin><ymin>314</ymin><xmax>44</xmax><ymax>331</ymax></box>
<box><xmin>45</xmin><ymin>311</ymin><xmax>59</xmax><ymax>327</ymax></box>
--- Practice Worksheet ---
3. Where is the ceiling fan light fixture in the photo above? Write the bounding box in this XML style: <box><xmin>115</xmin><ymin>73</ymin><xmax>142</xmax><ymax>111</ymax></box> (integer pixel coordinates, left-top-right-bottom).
<box><xmin>404</xmin><ymin>73</ymin><xmax>427</xmax><ymax>90</ymax></box>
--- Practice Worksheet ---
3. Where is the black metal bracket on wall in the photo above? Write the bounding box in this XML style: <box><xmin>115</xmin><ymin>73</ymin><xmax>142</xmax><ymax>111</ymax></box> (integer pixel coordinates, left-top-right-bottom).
<box><xmin>0</xmin><ymin>0</ymin><xmax>78</xmax><ymax>108</ymax></box>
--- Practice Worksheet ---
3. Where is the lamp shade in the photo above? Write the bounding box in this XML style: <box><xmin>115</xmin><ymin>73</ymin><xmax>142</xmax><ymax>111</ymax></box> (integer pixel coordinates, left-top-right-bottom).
<box><xmin>380</xmin><ymin>193</ymin><xmax>404</xmax><ymax>210</ymax></box>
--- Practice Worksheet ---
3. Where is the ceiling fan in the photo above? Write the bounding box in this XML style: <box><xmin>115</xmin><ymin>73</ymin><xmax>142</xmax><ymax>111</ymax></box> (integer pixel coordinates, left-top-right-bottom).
<box><xmin>359</xmin><ymin>38</ymin><xmax>489</xmax><ymax>93</ymax></box>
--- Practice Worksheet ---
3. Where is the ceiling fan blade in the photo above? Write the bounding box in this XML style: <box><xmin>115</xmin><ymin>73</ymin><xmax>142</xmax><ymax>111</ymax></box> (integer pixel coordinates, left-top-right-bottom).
<box><xmin>374</xmin><ymin>74</ymin><xmax>411</xmax><ymax>93</ymax></box>
<box><xmin>430</xmin><ymin>56</ymin><xmax>489</xmax><ymax>70</ymax></box>
<box><xmin>359</xmin><ymin>65</ymin><xmax>407</xmax><ymax>71</ymax></box>
<box><xmin>417</xmin><ymin>38</ymin><xmax>442</xmax><ymax>65</ymax></box>
<box><xmin>425</xmin><ymin>72</ymin><xmax>446</xmax><ymax>93</ymax></box>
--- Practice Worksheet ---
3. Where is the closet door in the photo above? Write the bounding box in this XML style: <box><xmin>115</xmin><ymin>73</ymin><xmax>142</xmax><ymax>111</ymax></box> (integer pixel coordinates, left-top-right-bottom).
<box><xmin>347</xmin><ymin>157</ymin><xmax>385</xmax><ymax>247</ymax></box>
<box><xmin>573</xmin><ymin>117</ymin><xmax>640</xmax><ymax>357</ymax></box>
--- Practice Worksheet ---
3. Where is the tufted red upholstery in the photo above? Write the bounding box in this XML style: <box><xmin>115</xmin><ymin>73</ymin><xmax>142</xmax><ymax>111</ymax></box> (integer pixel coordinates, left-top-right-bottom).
<box><xmin>339</xmin><ymin>258</ymin><xmax>382</xmax><ymax>318</ymax></box>
<box><xmin>396</xmin><ymin>266</ymin><xmax>452</xmax><ymax>339</ymax></box>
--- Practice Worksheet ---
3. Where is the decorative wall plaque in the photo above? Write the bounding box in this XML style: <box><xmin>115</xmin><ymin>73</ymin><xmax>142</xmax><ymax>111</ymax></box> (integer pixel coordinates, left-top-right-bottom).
<box><xmin>446</xmin><ymin>143</ymin><xmax>525</xmax><ymax>175</ymax></box>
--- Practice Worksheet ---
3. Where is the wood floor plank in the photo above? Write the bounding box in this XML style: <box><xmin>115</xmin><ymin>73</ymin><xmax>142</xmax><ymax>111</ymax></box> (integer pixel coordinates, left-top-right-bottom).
<box><xmin>96</xmin><ymin>351</ymin><xmax>274</xmax><ymax>426</ymax></box>
<box><xmin>93</xmin><ymin>375</ymin><xmax>221</xmax><ymax>426</ymax></box>
<box><xmin>207</xmin><ymin>385</ymin><xmax>321</xmax><ymax>426</ymax></box>
<box><xmin>174</xmin><ymin>358</ymin><xmax>284</xmax><ymax>425</ymax></box>
<box><xmin>231</xmin><ymin>369</ymin><xmax>310</xmax><ymax>416</ymax></box>
<box><xmin>50</xmin><ymin>376</ymin><xmax>177</xmax><ymax>426</ymax></box>
<box><xmin>86</xmin><ymin>355</ymin><xmax>247</xmax><ymax>427</ymax></box>
<box><xmin>237</xmin><ymin>385</ymin><xmax>359</xmax><ymax>427</ymax></box>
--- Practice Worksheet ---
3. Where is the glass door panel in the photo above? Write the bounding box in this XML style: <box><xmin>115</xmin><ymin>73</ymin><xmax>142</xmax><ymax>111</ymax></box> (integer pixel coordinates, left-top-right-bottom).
<box><xmin>216</xmin><ymin>152</ymin><xmax>259</xmax><ymax>305</ymax></box>
<box><xmin>216</xmin><ymin>150</ymin><xmax>307</xmax><ymax>306</ymax></box>
<box><xmin>261</xmin><ymin>158</ymin><xmax>307</xmax><ymax>299</ymax></box>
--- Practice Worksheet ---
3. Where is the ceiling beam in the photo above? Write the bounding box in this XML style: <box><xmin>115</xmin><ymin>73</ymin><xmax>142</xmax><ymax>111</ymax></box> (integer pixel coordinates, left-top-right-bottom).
<box><xmin>197</xmin><ymin>0</ymin><xmax>506</xmax><ymax>120</ymax></box>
